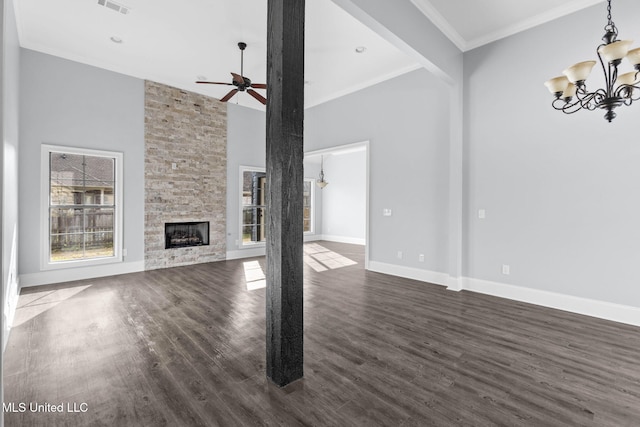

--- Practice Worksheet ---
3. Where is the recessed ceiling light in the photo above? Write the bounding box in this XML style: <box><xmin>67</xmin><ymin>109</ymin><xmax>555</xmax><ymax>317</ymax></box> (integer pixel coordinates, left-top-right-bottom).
<box><xmin>355</xmin><ymin>46</ymin><xmax>367</xmax><ymax>53</ymax></box>
<box><xmin>110</xmin><ymin>36</ymin><xmax>123</xmax><ymax>44</ymax></box>
<box><xmin>197</xmin><ymin>75</ymin><xmax>208</xmax><ymax>81</ymax></box>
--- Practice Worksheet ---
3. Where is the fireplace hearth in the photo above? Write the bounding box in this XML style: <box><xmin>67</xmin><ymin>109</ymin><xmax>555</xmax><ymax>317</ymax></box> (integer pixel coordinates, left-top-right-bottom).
<box><xmin>165</xmin><ymin>222</ymin><xmax>210</xmax><ymax>249</ymax></box>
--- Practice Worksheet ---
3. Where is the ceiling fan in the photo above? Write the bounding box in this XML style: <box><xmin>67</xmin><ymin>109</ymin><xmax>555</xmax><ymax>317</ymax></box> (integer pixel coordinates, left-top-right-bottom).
<box><xmin>196</xmin><ymin>42</ymin><xmax>267</xmax><ymax>105</ymax></box>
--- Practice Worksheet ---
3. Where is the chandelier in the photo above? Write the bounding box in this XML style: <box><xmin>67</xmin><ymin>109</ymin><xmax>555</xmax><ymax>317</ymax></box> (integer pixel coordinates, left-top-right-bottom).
<box><xmin>544</xmin><ymin>0</ymin><xmax>640</xmax><ymax>122</ymax></box>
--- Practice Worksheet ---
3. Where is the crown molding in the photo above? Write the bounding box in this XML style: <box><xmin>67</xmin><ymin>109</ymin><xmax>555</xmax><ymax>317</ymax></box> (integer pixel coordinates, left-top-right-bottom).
<box><xmin>410</xmin><ymin>0</ymin><xmax>467</xmax><ymax>51</ymax></box>
<box><xmin>411</xmin><ymin>0</ymin><xmax>604</xmax><ymax>52</ymax></box>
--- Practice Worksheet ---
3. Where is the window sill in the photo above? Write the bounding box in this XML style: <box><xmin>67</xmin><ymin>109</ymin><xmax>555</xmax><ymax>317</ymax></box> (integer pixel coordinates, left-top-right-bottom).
<box><xmin>42</xmin><ymin>255</ymin><xmax>123</xmax><ymax>271</ymax></box>
<box><xmin>240</xmin><ymin>242</ymin><xmax>266</xmax><ymax>249</ymax></box>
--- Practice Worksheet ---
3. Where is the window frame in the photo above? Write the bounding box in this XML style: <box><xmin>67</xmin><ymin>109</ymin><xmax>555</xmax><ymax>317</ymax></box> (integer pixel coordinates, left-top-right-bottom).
<box><xmin>41</xmin><ymin>144</ymin><xmax>124</xmax><ymax>270</ymax></box>
<box><xmin>239</xmin><ymin>166</ymin><xmax>267</xmax><ymax>248</ymax></box>
<box><xmin>239</xmin><ymin>166</ymin><xmax>315</xmax><ymax>248</ymax></box>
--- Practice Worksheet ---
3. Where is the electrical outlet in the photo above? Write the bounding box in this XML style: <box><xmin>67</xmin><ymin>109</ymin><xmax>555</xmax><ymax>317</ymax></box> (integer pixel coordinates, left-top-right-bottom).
<box><xmin>172</xmin><ymin>162</ymin><xmax>177</xmax><ymax>170</ymax></box>
<box><xmin>419</xmin><ymin>254</ymin><xmax>425</xmax><ymax>262</ymax></box>
<box><xmin>397</xmin><ymin>251</ymin><xmax>403</xmax><ymax>259</ymax></box>
<box><xmin>478</xmin><ymin>209</ymin><xmax>486</xmax><ymax>219</ymax></box>
<box><xmin>383</xmin><ymin>208</ymin><xmax>392</xmax><ymax>217</ymax></box>
<box><xmin>123</xmin><ymin>248</ymin><xmax>128</xmax><ymax>257</ymax></box>
<box><xmin>502</xmin><ymin>264</ymin><xmax>510</xmax><ymax>275</ymax></box>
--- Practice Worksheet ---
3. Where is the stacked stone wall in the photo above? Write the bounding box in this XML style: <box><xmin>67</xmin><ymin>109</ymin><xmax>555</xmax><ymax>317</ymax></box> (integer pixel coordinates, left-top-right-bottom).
<box><xmin>144</xmin><ymin>81</ymin><xmax>226</xmax><ymax>270</ymax></box>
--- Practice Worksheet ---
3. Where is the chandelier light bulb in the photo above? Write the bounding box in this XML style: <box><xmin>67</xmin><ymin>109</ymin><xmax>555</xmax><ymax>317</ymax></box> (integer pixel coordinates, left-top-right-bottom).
<box><xmin>544</xmin><ymin>76</ymin><xmax>569</xmax><ymax>96</ymax></box>
<box><xmin>617</xmin><ymin>71</ymin><xmax>639</xmax><ymax>85</ymax></box>
<box><xmin>562</xmin><ymin>83</ymin><xmax>577</xmax><ymax>99</ymax></box>
<box><xmin>598</xmin><ymin>39</ymin><xmax>634</xmax><ymax>63</ymax></box>
<box><xmin>627</xmin><ymin>48</ymin><xmax>640</xmax><ymax>67</ymax></box>
<box><xmin>563</xmin><ymin>61</ymin><xmax>596</xmax><ymax>83</ymax></box>
<box><xmin>616</xmin><ymin>71</ymin><xmax>640</xmax><ymax>87</ymax></box>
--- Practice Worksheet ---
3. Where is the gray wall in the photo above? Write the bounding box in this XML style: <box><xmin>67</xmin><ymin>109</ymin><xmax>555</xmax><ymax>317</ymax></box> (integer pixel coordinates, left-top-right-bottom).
<box><xmin>18</xmin><ymin>50</ymin><xmax>145</xmax><ymax>276</ymax></box>
<box><xmin>464</xmin><ymin>0</ymin><xmax>640</xmax><ymax>306</ymax></box>
<box><xmin>306</xmin><ymin>68</ymin><xmax>450</xmax><ymax>272</ymax></box>
<box><xmin>2</xmin><ymin>0</ymin><xmax>20</xmax><ymax>352</ymax></box>
<box><xmin>226</xmin><ymin>103</ymin><xmax>266</xmax><ymax>253</ymax></box>
<box><xmin>331</xmin><ymin>0</ymin><xmax>464</xmax><ymax>283</ymax></box>
<box><xmin>321</xmin><ymin>150</ymin><xmax>366</xmax><ymax>242</ymax></box>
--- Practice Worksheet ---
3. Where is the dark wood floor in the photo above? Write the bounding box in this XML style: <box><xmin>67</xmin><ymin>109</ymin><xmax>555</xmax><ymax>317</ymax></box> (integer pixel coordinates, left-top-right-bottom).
<box><xmin>4</xmin><ymin>241</ymin><xmax>640</xmax><ymax>426</ymax></box>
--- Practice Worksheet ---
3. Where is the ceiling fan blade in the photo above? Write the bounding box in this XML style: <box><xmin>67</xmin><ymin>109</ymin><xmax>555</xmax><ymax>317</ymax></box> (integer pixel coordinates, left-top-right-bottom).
<box><xmin>231</xmin><ymin>72</ymin><xmax>245</xmax><ymax>85</ymax></box>
<box><xmin>219</xmin><ymin>89</ymin><xmax>239</xmax><ymax>102</ymax></box>
<box><xmin>250</xmin><ymin>83</ymin><xmax>267</xmax><ymax>89</ymax></box>
<box><xmin>247</xmin><ymin>89</ymin><xmax>267</xmax><ymax>105</ymax></box>
<box><xmin>196</xmin><ymin>81</ymin><xmax>233</xmax><ymax>85</ymax></box>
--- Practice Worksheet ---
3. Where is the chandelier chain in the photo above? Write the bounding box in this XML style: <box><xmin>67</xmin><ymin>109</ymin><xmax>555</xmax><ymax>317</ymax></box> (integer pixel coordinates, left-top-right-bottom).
<box><xmin>605</xmin><ymin>0</ymin><xmax>616</xmax><ymax>34</ymax></box>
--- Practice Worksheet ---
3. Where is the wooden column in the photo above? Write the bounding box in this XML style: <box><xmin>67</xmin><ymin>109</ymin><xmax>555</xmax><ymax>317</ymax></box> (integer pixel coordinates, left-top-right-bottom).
<box><xmin>265</xmin><ymin>0</ymin><xmax>305</xmax><ymax>387</ymax></box>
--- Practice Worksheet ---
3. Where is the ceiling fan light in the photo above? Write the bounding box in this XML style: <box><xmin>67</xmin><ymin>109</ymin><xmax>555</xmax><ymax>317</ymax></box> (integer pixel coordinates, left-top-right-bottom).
<box><xmin>544</xmin><ymin>75</ymin><xmax>570</xmax><ymax>95</ymax></box>
<box><xmin>626</xmin><ymin>47</ymin><xmax>640</xmax><ymax>66</ymax></box>
<box><xmin>562</xmin><ymin>60</ymin><xmax>596</xmax><ymax>83</ymax></box>
<box><xmin>598</xmin><ymin>39</ymin><xmax>634</xmax><ymax>63</ymax></box>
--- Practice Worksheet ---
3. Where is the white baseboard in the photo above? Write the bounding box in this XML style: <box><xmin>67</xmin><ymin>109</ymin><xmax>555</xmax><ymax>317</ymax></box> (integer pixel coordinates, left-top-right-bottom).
<box><xmin>226</xmin><ymin>235</ymin><xmax>345</xmax><ymax>261</ymax></box>
<box><xmin>320</xmin><ymin>235</ymin><xmax>366</xmax><ymax>246</ymax></box>
<box><xmin>226</xmin><ymin>247</ymin><xmax>266</xmax><ymax>260</ymax></box>
<box><xmin>19</xmin><ymin>260</ymin><xmax>145</xmax><ymax>288</ymax></box>
<box><xmin>446</xmin><ymin>276</ymin><xmax>464</xmax><ymax>292</ymax></box>
<box><xmin>463</xmin><ymin>277</ymin><xmax>640</xmax><ymax>328</ymax></box>
<box><xmin>366</xmin><ymin>261</ymin><xmax>640</xmax><ymax>327</ymax></box>
<box><xmin>367</xmin><ymin>261</ymin><xmax>449</xmax><ymax>287</ymax></box>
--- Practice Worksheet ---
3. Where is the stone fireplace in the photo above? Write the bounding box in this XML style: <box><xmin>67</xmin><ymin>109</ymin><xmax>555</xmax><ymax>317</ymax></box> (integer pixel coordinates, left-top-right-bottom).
<box><xmin>165</xmin><ymin>222</ymin><xmax>210</xmax><ymax>249</ymax></box>
<box><xmin>144</xmin><ymin>81</ymin><xmax>226</xmax><ymax>270</ymax></box>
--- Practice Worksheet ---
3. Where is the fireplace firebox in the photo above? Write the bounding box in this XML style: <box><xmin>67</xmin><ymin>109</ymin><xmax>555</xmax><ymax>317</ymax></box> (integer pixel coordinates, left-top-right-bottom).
<box><xmin>165</xmin><ymin>222</ymin><xmax>210</xmax><ymax>249</ymax></box>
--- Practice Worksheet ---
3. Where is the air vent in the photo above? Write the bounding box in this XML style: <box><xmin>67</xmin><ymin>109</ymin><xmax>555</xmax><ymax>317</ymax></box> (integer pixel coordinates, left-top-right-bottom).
<box><xmin>97</xmin><ymin>0</ymin><xmax>131</xmax><ymax>15</ymax></box>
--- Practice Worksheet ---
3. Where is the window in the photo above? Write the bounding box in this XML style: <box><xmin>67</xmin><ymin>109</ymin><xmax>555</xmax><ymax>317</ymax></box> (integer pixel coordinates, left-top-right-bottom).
<box><xmin>241</xmin><ymin>169</ymin><xmax>267</xmax><ymax>244</ymax></box>
<box><xmin>42</xmin><ymin>145</ymin><xmax>123</xmax><ymax>268</ymax></box>
<box><xmin>303</xmin><ymin>180</ymin><xmax>314</xmax><ymax>233</ymax></box>
<box><xmin>240</xmin><ymin>167</ymin><xmax>314</xmax><ymax>245</ymax></box>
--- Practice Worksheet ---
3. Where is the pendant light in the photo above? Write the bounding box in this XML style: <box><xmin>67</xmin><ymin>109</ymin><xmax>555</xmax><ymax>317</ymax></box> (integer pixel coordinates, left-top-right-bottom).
<box><xmin>317</xmin><ymin>155</ymin><xmax>329</xmax><ymax>189</ymax></box>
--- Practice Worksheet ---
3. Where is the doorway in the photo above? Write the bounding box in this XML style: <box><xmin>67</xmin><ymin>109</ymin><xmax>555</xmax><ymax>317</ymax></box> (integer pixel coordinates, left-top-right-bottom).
<box><xmin>304</xmin><ymin>141</ymin><xmax>370</xmax><ymax>269</ymax></box>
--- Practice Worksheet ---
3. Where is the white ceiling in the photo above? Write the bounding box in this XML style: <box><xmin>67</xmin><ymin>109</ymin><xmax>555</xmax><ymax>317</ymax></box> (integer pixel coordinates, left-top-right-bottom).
<box><xmin>411</xmin><ymin>0</ymin><xmax>605</xmax><ymax>51</ymax></box>
<box><xmin>14</xmin><ymin>0</ymin><xmax>419</xmax><ymax>111</ymax></box>
<box><xmin>14</xmin><ymin>0</ymin><xmax>610</xmax><ymax>110</ymax></box>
